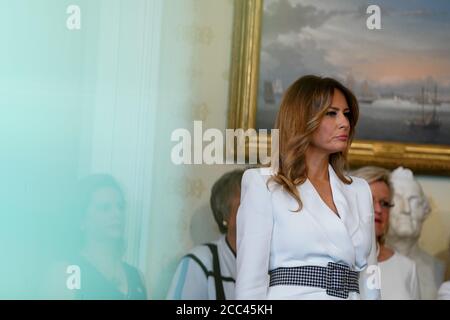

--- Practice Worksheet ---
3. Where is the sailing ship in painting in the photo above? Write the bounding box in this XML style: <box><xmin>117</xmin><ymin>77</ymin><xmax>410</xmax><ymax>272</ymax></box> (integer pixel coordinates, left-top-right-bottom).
<box><xmin>359</xmin><ymin>80</ymin><xmax>377</xmax><ymax>104</ymax></box>
<box><xmin>263</xmin><ymin>78</ymin><xmax>284</xmax><ymax>106</ymax></box>
<box><xmin>406</xmin><ymin>86</ymin><xmax>441</xmax><ymax>130</ymax></box>
<box><xmin>346</xmin><ymin>74</ymin><xmax>377</xmax><ymax>104</ymax></box>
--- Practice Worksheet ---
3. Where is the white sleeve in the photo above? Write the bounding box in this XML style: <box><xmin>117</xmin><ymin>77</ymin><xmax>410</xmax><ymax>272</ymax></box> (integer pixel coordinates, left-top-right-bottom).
<box><xmin>438</xmin><ymin>281</ymin><xmax>450</xmax><ymax>300</ymax></box>
<box><xmin>166</xmin><ymin>256</ymin><xmax>209</xmax><ymax>300</ymax></box>
<box><xmin>410</xmin><ymin>262</ymin><xmax>421</xmax><ymax>300</ymax></box>
<box><xmin>235</xmin><ymin>169</ymin><xmax>273</xmax><ymax>300</ymax></box>
<box><xmin>358</xmin><ymin>180</ymin><xmax>381</xmax><ymax>300</ymax></box>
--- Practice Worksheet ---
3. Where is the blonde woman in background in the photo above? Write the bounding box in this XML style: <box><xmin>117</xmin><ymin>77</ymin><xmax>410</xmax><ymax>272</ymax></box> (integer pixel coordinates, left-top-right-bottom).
<box><xmin>352</xmin><ymin>166</ymin><xmax>420</xmax><ymax>299</ymax></box>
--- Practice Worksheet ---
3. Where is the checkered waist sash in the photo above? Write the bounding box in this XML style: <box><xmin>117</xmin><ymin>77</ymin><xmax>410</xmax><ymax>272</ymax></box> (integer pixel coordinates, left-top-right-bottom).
<box><xmin>269</xmin><ymin>262</ymin><xmax>360</xmax><ymax>299</ymax></box>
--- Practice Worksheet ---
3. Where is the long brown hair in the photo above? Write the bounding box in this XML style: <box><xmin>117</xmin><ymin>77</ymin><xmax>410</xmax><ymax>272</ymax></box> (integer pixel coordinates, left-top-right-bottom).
<box><xmin>269</xmin><ymin>75</ymin><xmax>359</xmax><ymax>212</ymax></box>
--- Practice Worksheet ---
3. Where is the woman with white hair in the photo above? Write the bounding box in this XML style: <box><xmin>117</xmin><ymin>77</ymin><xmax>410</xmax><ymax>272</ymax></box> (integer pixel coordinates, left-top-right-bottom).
<box><xmin>352</xmin><ymin>166</ymin><xmax>420</xmax><ymax>299</ymax></box>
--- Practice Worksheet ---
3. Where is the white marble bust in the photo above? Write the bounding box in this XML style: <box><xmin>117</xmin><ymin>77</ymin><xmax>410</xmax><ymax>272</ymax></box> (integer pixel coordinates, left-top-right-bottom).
<box><xmin>386</xmin><ymin>167</ymin><xmax>445</xmax><ymax>299</ymax></box>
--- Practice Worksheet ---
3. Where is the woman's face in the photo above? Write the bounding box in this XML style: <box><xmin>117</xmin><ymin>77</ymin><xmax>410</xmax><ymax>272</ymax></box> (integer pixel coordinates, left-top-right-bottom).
<box><xmin>310</xmin><ymin>89</ymin><xmax>351</xmax><ymax>154</ymax></box>
<box><xmin>370</xmin><ymin>181</ymin><xmax>391</xmax><ymax>238</ymax></box>
<box><xmin>83</xmin><ymin>187</ymin><xmax>125</xmax><ymax>241</ymax></box>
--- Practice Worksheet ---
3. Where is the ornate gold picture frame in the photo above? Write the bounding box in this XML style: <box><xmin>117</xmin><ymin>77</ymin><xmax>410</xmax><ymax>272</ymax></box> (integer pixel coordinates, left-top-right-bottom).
<box><xmin>228</xmin><ymin>0</ymin><xmax>450</xmax><ymax>175</ymax></box>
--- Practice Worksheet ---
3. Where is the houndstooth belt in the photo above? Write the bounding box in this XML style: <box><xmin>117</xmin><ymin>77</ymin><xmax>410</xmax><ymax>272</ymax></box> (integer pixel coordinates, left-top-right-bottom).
<box><xmin>269</xmin><ymin>262</ymin><xmax>360</xmax><ymax>299</ymax></box>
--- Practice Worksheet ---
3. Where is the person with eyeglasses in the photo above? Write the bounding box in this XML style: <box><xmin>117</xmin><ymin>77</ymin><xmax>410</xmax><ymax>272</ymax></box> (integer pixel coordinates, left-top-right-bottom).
<box><xmin>352</xmin><ymin>166</ymin><xmax>420</xmax><ymax>300</ymax></box>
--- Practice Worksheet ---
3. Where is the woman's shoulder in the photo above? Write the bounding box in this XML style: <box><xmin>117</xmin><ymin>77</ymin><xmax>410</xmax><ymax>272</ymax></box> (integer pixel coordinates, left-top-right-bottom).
<box><xmin>347</xmin><ymin>175</ymin><xmax>373</xmax><ymax>198</ymax></box>
<box><xmin>243</xmin><ymin>167</ymin><xmax>273</xmax><ymax>179</ymax></box>
<box><xmin>348</xmin><ymin>175</ymin><xmax>370</xmax><ymax>190</ymax></box>
<box><xmin>241</xmin><ymin>167</ymin><xmax>274</xmax><ymax>189</ymax></box>
<box><xmin>186</xmin><ymin>242</ymin><xmax>216</xmax><ymax>262</ymax></box>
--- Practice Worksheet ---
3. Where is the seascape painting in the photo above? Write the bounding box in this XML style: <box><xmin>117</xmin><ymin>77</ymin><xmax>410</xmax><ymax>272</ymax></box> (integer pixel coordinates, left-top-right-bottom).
<box><xmin>256</xmin><ymin>0</ymin><xmax>450</xmax><ymax>145</ymax></box>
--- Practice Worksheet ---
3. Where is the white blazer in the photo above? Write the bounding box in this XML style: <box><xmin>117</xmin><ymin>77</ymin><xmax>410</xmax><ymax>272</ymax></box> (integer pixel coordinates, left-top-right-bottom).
<box><xmin>235</xmin><ymin>165</ymin><xmax>380</xmax><ymax>300</ymax></box>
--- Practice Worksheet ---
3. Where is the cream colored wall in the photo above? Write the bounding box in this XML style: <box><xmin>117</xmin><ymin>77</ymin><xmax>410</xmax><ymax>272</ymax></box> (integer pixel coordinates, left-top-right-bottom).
<box><xmin>151</xmin><ymin>0</ymin><xmax>241</xmax><ymax>298</ymax></box>
<box><xmin>418</xmin><ymin>176</ymin><xmax>450</xmax><ymax>278</ymax></box>
<box><xmin>168</xmin><ymin>0</ymin><xmax>238</xmax><ymax>248</ymax></box>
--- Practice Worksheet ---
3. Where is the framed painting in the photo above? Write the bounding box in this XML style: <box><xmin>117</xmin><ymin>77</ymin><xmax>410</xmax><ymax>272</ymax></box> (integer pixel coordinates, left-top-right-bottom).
<box><xmin>228</xmin><ymin>0</ymin><xmax>450</xmax><ymax>174</ymax></box>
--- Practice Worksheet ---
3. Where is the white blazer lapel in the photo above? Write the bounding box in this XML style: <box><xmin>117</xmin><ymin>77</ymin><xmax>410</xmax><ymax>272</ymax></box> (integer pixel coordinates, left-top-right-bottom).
<box><xmin>328</xmin><ymin>164</ymin><xmax>360</xmax><ymax>238</ymax></box>
<box><xmin>300</xmin><ymin>177</ymin><xmax>355</xmax><ymax>263</ymax></box>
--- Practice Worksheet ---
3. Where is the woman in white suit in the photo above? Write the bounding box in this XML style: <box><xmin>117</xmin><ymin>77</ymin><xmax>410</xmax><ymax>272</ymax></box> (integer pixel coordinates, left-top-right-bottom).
<box><xmin>236</xmin><ymin>75</ymin><xmax>380</xmax><ymax>300</ymax></box>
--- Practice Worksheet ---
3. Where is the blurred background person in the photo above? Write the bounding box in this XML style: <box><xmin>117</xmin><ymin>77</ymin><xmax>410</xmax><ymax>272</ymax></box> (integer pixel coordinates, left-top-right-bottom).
<box><xmin>41</xmin><ymin>174</ymin><xmax>147</xmax><ymax>299</ymax></box>
<box><xmin>166</xmin><ymin>169</ymin><xmax>244</xmax><ymax>300</ymax></box>
<box><xmin>352</xmin><ymin>166</ymin><xmax>420</xmax><ymax>299</ymax></box>
<box><xmin>438</xmin><ymin>240</ymin><xmax>450</xmax><ymax>299</ymax></box>
<box><xmin>438</xmin><ymin>281</ymin><xmax>450</xmax><ymax>299</ymax></box>
<box><xmin>386</xmin><ymin>167</ymin><xmax>445</xmax><ymax>299</ymax></box>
